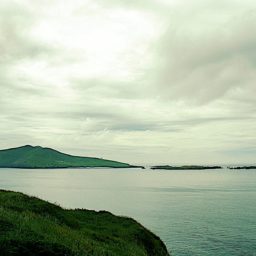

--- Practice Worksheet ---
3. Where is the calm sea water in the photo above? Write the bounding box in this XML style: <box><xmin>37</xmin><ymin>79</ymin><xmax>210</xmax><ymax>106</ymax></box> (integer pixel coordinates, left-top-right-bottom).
<box><xmin>0</xmin><ymin>168</ymin><xmax>256</xmax><ymax>256</ymax></box>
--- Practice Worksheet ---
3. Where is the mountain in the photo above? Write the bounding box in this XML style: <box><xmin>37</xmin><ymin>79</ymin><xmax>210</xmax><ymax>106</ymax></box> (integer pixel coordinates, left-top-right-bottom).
<box><xmin>0</xmin><ymin>145</ymin><xmax>139</xmax><ymax>169</ymax></box>
<box><xmin>0</xmin><ymin>190</ymin><xmax>170</xmax><ymax>256</ymax></box>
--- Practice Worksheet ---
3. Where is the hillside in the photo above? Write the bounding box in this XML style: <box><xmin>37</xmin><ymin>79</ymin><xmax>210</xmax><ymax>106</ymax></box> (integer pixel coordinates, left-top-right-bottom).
<box><xmin>0</xmin><ymin>190</ymin><xmax>170</xmax><ymax>256</ymax></box>
<box><xmin>0</xmin><ymin>145</ymin><xmax>138</xmax><ymax>169</ymax></box>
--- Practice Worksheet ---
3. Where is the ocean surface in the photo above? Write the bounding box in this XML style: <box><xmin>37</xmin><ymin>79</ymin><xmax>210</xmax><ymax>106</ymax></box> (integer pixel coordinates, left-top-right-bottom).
<box><xmin>0</xmin><ymin>167</ymin><xmax>256</xmax><ymax>256</ymax></box>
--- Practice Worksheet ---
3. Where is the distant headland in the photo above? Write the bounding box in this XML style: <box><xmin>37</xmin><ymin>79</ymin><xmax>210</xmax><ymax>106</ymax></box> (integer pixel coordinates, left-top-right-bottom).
<box><xmin>151</xmin><ymin>165</ymin><xmax>222</xmax><ymax>170</ymax></box>
<box><xmin>228</xmin><ymin>166</ymin><xmax>256</xmax><ymax>170</ymax></box>
<box><xmin>0</xmin><ymin>145</ymin><xmax>144</xmax><ymax>169</ymax></box>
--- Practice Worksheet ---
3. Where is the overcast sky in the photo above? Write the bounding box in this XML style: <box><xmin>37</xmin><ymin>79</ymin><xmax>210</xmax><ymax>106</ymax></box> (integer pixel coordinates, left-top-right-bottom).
<box><xmin>1</xmin><ymin>0</ymin><xmax>256</xmax><ymax>165</ymax></box>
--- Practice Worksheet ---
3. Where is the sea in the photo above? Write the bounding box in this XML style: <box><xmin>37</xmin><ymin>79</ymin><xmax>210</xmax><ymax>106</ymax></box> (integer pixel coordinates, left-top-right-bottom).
<box><xmin>0</xmin><ymin>167</ymin><xmax>255</xmax><ymax>256</ymax></box>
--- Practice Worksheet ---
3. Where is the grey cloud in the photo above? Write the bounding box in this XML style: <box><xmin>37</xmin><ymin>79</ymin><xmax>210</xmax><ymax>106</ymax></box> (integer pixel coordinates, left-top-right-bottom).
<box><xmin>72</xmin><ymin>79</ymin><xmax>144</xmax><ymax>100</ymax></box>
<box><xmin>0</xmin><ymin>2</ymin><xmax>52</xmax><ymax>62</ymax></box>
<box><xmin>153</xmin><ymin>2</ymin><xmax>256</xmax><ymax>104</ymax></box>
<box><xmin>0</xmin><ymin>1</ymin><xmax>57</xmax><ymax>111</ymax></box>
<box><xmin>80</xmin><ymin>0</ymin><xmax>164</xmax><ymax>13</ymax></box>
<box><xmin>1</xmin><ymin>0</ymin><xmax>256</xmax><ymax>164</ymax></box>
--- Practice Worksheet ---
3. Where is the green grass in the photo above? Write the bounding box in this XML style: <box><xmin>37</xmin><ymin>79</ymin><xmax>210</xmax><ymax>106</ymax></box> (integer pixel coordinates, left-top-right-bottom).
<box><xmin>0</xmin><ymin>145</ymin><xmax>137</xmax><ymax>169</ymax></box>
<box><xmin>0</xmin><ymin>190</ymin><xmax>169</xmax><ymax>256</ymax></box>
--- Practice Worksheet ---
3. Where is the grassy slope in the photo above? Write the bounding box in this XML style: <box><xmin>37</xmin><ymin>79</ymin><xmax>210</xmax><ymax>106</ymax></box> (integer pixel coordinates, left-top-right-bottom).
<box><xmin>0</xmin><ymin>190</ymin><xmax>169</xmax><ymax>256</ymax></box>
<box><xmin>0</xmin><ymin>145</ymin><xmax>132</xmax><ymax>168</ymax></box>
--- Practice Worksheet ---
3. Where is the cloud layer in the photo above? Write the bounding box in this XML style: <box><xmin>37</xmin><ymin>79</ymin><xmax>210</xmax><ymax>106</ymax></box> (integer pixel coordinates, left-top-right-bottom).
<box><xmin>1</xmin><ymin>0</ymin><xmax>256</xmax><ymax>164</ymax></box>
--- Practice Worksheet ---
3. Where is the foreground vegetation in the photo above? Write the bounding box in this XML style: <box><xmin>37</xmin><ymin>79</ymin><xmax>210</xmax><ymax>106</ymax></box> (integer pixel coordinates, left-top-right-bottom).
<box><xmin>0</xmin><ymin>190</ymin><xmax>169</xmax><ymax>256</ymax></box>
<box><xmin>0</xmin><ymin>145</ymin><xmax>143</xmax><ymax>169</ymax></box>
<box><xmin>151</xmin><ymin>165</ymin><xmax>222</xmax><ymax>170</ymax></box>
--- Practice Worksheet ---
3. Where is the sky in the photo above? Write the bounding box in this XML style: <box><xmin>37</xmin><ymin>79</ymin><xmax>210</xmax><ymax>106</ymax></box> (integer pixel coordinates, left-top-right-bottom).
<box><xmin>0</xmin><ymin>0</ymin><xmax>256</xmax><ymax>165</ymax></box>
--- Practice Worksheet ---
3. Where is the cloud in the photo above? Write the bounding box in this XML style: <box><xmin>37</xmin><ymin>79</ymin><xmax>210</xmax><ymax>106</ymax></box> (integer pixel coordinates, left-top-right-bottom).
<box><xmin>0</xmin><ymin>0</ymin><xmax>256</xmax><ymax>164</ymax></box>
<box><xmin>153</xmin><ymin>0</ymin><xmax>256</xmax><ymax>105</ymax></box>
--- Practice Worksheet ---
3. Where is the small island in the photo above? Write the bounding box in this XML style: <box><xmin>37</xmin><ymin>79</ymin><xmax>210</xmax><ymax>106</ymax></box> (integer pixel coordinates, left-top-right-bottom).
<box><xmin>151</xmin><ymin>165</ymin><xmax>222</xmax><ymax>170</ymax></box>
<box><xmin>228</xmin><ymin>166</ymin><xmax>256</xmax><ymax>170</ymax></box>
<box><xmin>0</xmin><ymin>190</ymin><xmax>169</xmax><ymax>256</ymax></box>
<box><xmin>0</xmin><ymin>145</ymin><xmax>144</xmax><ymax>169</ymax></box>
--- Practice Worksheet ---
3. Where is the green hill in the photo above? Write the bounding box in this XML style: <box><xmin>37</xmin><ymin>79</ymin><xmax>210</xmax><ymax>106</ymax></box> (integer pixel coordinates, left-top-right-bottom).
<box><xmin>0</xmin><ymin>190</ymin><xmax>169</xmax><ymax>256</ymax></box>
<box><xmin>0</xmin><ymin>145</ymin><xmax>139</xmax><ymax>169</ymax></box>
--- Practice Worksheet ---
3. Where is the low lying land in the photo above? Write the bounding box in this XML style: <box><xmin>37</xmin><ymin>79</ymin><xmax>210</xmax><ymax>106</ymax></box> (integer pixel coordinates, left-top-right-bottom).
<box><xmin>0</xmin><ymin>190</ymin><xmax>169</xmax><ymax>256</ymax></box>
<box><xmin>228</xmin><ymin>166</ymin><xmax>256</xmax><ymax>170</ymax></box>
<box><xmin>151</xmin><ymin>165</ymin><xmax>222</xmax><ymax>170</ymax></box>
<box><xmin>0</xmin><ymin>145</ymin><xmax>144</xmax><ymax>169</ymax></box>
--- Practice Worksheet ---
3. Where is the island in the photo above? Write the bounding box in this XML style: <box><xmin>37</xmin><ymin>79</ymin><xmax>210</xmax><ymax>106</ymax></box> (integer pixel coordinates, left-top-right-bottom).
<box><xmin>0</xmin><ymin>190</ymin><xmax>169</xmax><ymax>256</ymax></box>
<box><xmin>228</xmin><ymin>166</ymin><xmax>256</xmax><ymax>170</ymax></box>
<box><xmin>151</xmin><ymin>165</ymin><xmax>222</xmax><ymax>170</ymax></box>
<box><xmin>0</xmin><ymin>145</ymin><xmax>144</xmax><ymax>169</ymax></box>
